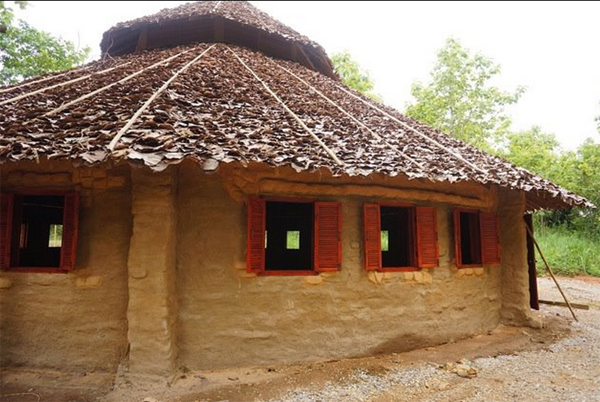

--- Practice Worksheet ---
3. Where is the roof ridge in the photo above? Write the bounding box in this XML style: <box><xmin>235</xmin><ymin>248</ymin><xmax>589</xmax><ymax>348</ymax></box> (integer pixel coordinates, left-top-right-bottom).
<box><xmin>273</xmin><ymin>61</ymin><xmax>426</xmax><ymax>174</ymax></box>
<box><xmin>45</xmin><ymin>50</ymin><xmax>192</xmax><ymax>117</ymax></box>
<box><xmin>0</xmin><ymin>62</ymin><xmax>132</xmax><ymax>107</ymax></box>
<box><xmin>108</xmin><ymin>44</ymin><xmax>216</xmax><ymax>151</ymax></box>
<box><xmin>227</xmin><ymin>45</ymin><xmax>344</xmax><ymax>167</ymax></box>
<box><xmin>212</xmin><ymin>1</ymin><xmax>222</xmax><ymax>13</ymax></box>
<box><xmin>335</xmin><ymin>85</ymin><xmax>489</xmax><ymax>176</ymax></box>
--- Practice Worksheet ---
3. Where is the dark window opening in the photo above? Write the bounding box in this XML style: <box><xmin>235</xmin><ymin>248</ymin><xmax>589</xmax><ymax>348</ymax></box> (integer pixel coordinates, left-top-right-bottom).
<box><xmin>380</xmin><ymin>206</ymin><xmax>414</xmax><ymax>268</ymax></box>
<box><xmin>11</xmin><ymin>195</ymin><xmax>65</xmax><ymax>268</ymax></box>
<box><xmin>458</xmin><ymin>211</ymin><xmax>482</xmax><ymax>265</ymax></box>
<box><xmin>265</xmin><ymin>201</ymin><xmax>313</xmax><ymax>271</ymax></box>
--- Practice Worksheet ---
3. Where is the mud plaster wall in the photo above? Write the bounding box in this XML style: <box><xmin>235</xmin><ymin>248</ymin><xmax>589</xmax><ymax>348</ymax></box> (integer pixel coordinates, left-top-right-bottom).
<box><xmin>177</xmin><ymin>162</ymin><xmax>503</xmax><ymax>370</ymax></box>
<box><xmin>126</xmin><ymin>168</ymin><xmax>178</xmax><ymax>378</ymax></box>
<box><xmin>0</xmin><ymin>161</ymin><xmax>131</xmax><ymax>372</ymax></box>
<box><xmin>498</xmin><ymin>187</ymin><xmax>540</xmax><ymax>327</ymax></box>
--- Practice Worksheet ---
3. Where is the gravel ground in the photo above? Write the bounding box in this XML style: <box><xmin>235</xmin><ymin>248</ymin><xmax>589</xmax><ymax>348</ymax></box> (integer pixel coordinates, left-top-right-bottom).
<box><xmin>256</xmin><ymin>276</ymin><xmax>600</xmax><ymax>402</ymax></box>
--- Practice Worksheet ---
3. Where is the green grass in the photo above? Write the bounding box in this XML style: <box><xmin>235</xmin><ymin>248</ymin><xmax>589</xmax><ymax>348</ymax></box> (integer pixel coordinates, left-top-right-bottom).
<box><xmin>534</xmin><ymin>226</ymin><xmax>600</xmax><ymax>277</ymax></box>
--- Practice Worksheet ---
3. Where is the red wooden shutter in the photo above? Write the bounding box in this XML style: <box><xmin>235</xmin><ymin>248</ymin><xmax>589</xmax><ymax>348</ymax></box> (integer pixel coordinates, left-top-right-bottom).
<box><xmin>363</xmin><ymin>203</ymin><xmax>381</xmax><ymax>271</ymax></box>
<box><xmin>314</xmin><ymin>202</ymin><xmax>342</xmax><ymax>272</ymax></box>
<box><xmin>60</xmin><ymin>192</ymin><xmax>80</xmax><ymax>271</ymax></box>
<box><xmin>416</xmin><ymin>206</ymin><xmax>438</xmax><ymax>268</ymax></box>
<box><xmin>453</xmin><ymin>209</ymin><xmax>463</xmax><ymax>268</ymax></box>
<box><xmin>0</xmin><ymin>193</ymin><xmax>14</xmax><ymax>270</ymax></box>
<box><xmin>480</xmin><ymin>212</ymin><xmax>501</xmax><ymax>264</ymax></box>
<box><xmin>246</xmin><ymin>198</ymin><xmax>266</xmax><ymax>273</ymax></box>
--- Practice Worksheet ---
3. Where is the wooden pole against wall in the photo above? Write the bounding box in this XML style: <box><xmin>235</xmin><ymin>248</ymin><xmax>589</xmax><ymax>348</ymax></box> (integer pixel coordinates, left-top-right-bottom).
<box><xmin>525</xmin><ymin>224</ymin><xmax>578</xmax><ymax>321</ymax></box>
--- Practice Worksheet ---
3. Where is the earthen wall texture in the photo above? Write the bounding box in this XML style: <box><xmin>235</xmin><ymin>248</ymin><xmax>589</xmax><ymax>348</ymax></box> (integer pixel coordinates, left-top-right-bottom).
<box><xmin>0</xmin><ymin>161</ymin><xmax>131</xmax><ymax>371</ymax></box>
<box><xmin>0</xmin><ymin>161</ymin><xmax>530</xmax><ymax>374</ymax></box>
<box><xmin>176</xmin><ymin>164</ymin><xmax>503</xmax><ymax>370</ymax></box>
<box><xmin>126</xmin><ymin>168</ymin><xmax>179</xmax><ymax>377</ymax></box>
<box><xmin>498</xmin><ymin>188</ymin><xmax>540</xmax><ymax>327</ymax></box>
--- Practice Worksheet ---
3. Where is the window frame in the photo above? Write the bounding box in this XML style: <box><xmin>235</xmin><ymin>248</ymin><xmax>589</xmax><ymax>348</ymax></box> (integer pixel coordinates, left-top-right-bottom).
<box><xmin>363</xmin><ymin>202</ymin><xmax>438</xmax><ymax>272</ymax></box>
<box><xmin>453</xmin><ymin>208</ymin><xmax>501</xmax><ymax>268</ymax></box>
<box><xmin>0</xmin><ymin>190</ymin><xmax>79</xmax><ymax>273</ymax></box>
<box><xmin>246</xmin><ymin>196</ymin><xmax>342</xmax><ymax>276</ymax></box>
<box><xmin>377</xmin><ymin>202</ymin><xmax>417</xmax><ymax>272</ymax></box>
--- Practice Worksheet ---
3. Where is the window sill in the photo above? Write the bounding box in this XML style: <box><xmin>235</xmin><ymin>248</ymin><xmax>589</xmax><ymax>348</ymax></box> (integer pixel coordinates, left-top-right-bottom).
<box><xmin>2</xmin><ymin>267</ymin><xmax>68</xmax><ymax>274</ymax></box>
<box><xmin>378</xmin><ymin>267</ymin><xmax>420</xmax><ymax>272</ymax></box>
<box><xmin>259</xmin><ymin>270</ymin><xmax>318</xmax><ymax>276</ymax></box>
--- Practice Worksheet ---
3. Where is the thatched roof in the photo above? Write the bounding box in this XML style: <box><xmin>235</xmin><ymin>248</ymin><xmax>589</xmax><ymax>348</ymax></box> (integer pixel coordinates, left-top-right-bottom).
<box><xmin>100</xmin><ymin>1</ymin><xmax>335</xmax><ymax>78</ymax></box>
<box><xmin>0</xmin><ymin>2</ymin><xmax>593</xmax><ymax>211</ymax></box>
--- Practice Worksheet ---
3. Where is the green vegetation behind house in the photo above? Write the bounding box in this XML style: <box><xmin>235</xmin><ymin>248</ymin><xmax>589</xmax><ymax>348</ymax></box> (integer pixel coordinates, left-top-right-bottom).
<box><xmin>535</xmin><ymin>225</ymin><xmax>600</xmax><ymax>277</ymax></box>
<box><xmin>333</xmin><ymin>40</ymin><xmax>600</xmax><ymax>277</ymax></box>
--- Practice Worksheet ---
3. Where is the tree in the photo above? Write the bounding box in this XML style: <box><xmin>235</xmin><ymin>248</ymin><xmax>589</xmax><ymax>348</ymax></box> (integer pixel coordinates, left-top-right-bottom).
<box><xmin>554</xmin><ymin>139</ymin><xmax>600</xmax><ymax>237</ymax></box>
<box><xmin>0</xmin><ymin>1</ymin><xmax>90</xmax><ymax>85</ymax></box>
<box><xmin>569</xmin><ymin>139</ymin><xmax>600</xmax><ymax>206</ymax></box>
<box><xmin>406</xmin><ymin>38</ymin><xmax>525</xmax><ymax>150</ymax></box>
<box><xmin>331</xmin><ymin>51</ymin><xmax>381</xmax><ymax>102</ymax></box>
<box><xmin>1</xmin><ymin>0</ymin><xmax>26</xmax><ymax>29</ymax></box>
<box><xmin>501</xmin><ymin>126</ymin><xmax>561</xmax><ymax>178</ymax></box>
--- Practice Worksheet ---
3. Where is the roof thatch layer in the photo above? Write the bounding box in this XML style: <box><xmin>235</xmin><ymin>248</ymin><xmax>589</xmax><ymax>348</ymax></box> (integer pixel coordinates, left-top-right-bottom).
<box><xmin>0</xmin><ymin>2</ymin><xmax>593</xmax><ymax>211</ymax></box>
<box><xmin>100</xmin><ymin>1</ymin><xmax>335</xmax><ymax>78</ymax></box>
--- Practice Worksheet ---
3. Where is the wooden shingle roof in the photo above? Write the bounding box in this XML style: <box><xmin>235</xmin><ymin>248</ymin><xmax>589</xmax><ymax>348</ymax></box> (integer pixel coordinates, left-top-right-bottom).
<box><xmin>0</xmin><ymin>2</ymin><xmax>593</xmax><ymax>211</ymax></box>
<box><xmin>100</xmin><ymin>1</ymin><xmax>334</xmax><ymax>78</ymax></box>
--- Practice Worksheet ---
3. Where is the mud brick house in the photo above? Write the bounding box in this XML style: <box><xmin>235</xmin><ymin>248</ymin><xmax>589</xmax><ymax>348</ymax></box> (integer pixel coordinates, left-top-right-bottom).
<box><xmin>0</xmin><ymin>1</ymin><xmax>592</xmax><ymax>380</ymax></box>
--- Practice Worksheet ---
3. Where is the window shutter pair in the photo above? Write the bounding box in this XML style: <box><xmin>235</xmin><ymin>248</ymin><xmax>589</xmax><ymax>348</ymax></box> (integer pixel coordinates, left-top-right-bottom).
<box><xmin>0</xmin><ymin>193</ymin><xmax>79</xmax><ymax>271</ymax></box>
<box><xmin>453</xmin><ymin>210</ymin><xmax>500</xmax><ymax>267</ymax></box>
<box><xmin>363</xmin><ymin>204</ymin><xmax>438</xmax><ymax>270</ymax></box>
<box><xmin>246</xmin><ymin>199</ymin><xmax>342</xmax><ymax>273</ymax></box>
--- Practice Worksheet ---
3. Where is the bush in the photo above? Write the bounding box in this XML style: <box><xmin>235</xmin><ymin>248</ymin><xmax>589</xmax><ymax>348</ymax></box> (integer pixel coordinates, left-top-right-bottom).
<box><xmin>534</xmin><ymin>225</ymin><xmax>600</xmax><ymax>277</ymax></box>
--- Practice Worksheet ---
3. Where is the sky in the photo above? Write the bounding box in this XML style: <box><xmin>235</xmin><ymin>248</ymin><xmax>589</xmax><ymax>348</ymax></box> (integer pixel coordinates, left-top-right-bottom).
<box><xmin>13</xmin><ymin>1</ymin><xmax>600</xmax><ymax>151</ymax></box>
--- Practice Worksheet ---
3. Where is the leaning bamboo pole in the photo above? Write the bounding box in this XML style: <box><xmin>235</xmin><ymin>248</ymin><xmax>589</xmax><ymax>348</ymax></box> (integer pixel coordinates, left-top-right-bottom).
<box><xmin>525</xmin><ymin>224</ymin><xmax>578</xmax><ymax>321</ymax></box>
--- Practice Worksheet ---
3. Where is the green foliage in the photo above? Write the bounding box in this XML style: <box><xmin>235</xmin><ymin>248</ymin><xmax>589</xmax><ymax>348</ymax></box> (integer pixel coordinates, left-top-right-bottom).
<box><xmin>560</xmin><ymin>140</ymin><xmax>600</xmax><ymax>238</ymax></box>
<box><xmin>539</xmin><ymin>139</ymin><xmax>599</xmax><ymax>238</ymax></box>
<box><xmin>506</xmin><ymin>130</ymin><xmax>600</xmax><ymax>240</ymax></box>
<box><xmin>0</xmin><ymin>1</ymin><xmax>90</xmax><ymax>85</ymax></box>
<box><xmin>574</xmin><ymin>139</ymin><xmax>600</xmax><ymax>199</ymax></box>
<box><xmin>286</xmin><ymin>231</ymin><xmax>300</xmax><ymax>250</ymax></box>
<box><xmin>331</xmin><ymin>51</ymin><xmax>381</xmax><ymax>102</ymax></box>
<box><xmin>500</xmin><ymin>126</ymin><xmax>561</xmax><ymax>177</ymax></box>
<box><xmin>405</xmin><ymin>36</ymin><xmax>599</xmax><ymax>275</ymax></box>
<box><xmin>381</xmin><ymin>230</ymin><xmax>389</xmax><ymax>252</ymax></box>
<box><xmin>0</xmin><ymin>1</ymin><xmax>27</xmax><ymax>26</ymax></box>
<box><xmin>596</xmin><ymin>100</ymin><xmax>600</xmax><ymax>134</ymax></box>
<box><xmin>535</xmin><ymin>225</ymin><xmax>600</xmax><ymax>277</ymax></box>
<box><xmin>406</xmin><ymin>38</ymin><xmax>525</xmax><ymax>150</ymax></box>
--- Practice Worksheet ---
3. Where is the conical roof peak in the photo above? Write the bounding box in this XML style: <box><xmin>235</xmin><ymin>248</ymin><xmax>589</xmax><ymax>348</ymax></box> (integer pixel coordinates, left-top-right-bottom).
<box><xmin>100</xmin><ymin>1</ymin><xmax>335</xmax><ymax>77</ymax></box>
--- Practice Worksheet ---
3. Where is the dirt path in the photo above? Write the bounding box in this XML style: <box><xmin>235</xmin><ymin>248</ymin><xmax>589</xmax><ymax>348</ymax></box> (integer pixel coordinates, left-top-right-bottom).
<box><xmin>2</xmin><ymin>276</ymin><xmax>599</xmax><ymax>402</ymax></box>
